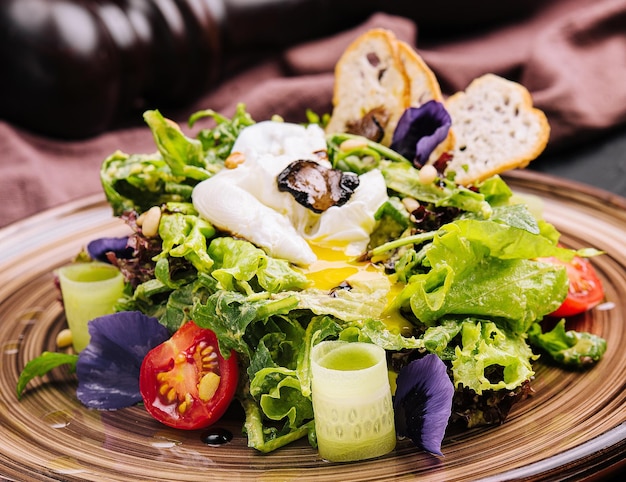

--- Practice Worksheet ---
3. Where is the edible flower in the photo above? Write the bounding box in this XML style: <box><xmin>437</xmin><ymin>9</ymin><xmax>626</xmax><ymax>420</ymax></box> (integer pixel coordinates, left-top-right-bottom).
<box><xmin>87</xmin><ymin>236</ymin><xmax>133</xmax><ymax>263</ymax></box>
<box><xmin>76</xmin><ymin>311</ymin><xmax>170</xmax><ymax>410</ymax></box>
<box><xmin>393</xmin><ymin>354</ymin><xmax>454</xmax><ymax>456</ymax></box>
<box><xmin>390</xmin><ymin>101</ymin><xmax>452</xmax><ymax>168</ymax></box>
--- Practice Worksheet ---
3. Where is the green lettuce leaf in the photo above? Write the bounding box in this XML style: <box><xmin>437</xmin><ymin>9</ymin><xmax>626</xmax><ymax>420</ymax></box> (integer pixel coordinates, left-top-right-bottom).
<box><xmin>528</xmin><ymin>320</ymin><xmax>607</xmax><ymax>368</ymax></box>
<box><xmin>241</xmin><ymin>395</ymin><xmax>315</xmax><ymax>453</ymax></box>
<box><xmin>297</xmin><ymin>316</ymin><xmax>342</xmax><ymax>397</ymax></box>
<box><xmin>157</xmin><ymin>209</ymin><xmax>216</xmax><ymax>273</ymax></box>
<box><xmin>396</xmin><ymin>220</ymin><xmax>569</xmax><ymax>334</ymax></box>
<box><xmin>190</xmin><ymin>103</ymin><xmax>256</xmax><ymax>165</ymax></box>
<box><xmin>247</xmin><ymin>315</ymin><xmax>307</xmax><ymax>377</ymax></box>
<box><xmin>191</xmin><ymin>290</ymin><xmax>299</xmax><ymax>359</ymax></box>
<box><xmin>380</xmin><ymin>160</ymin><xmax>492</xmax><ymax>217</ymax></box>
<box><xmin>421</xmin><ymin>319</ymin><xmax>464</xmax><ymax>359</ymax></box>
<box><xmin>16</xmin><ymin>351</ymin><xmax>78</xmax><ymax>398</ymax></box>
<box><xmin>452</xmin><ymin>320</ymin><xmax>537</xmax><ymax>394</ymax></box>
<box><xmin>358</xmin><ymin>318</ymin><xmax>425</xmax><ymax>352</ymax></box>
<box><xmin>143</xmin><ymin>110</ymin><xmax>210</xmax><ymax>181</ymax></box>
<box><xmin>250</xmin><ymin>367</ymin><xmax>314</xmax><ymax>429</ymax></box>
<box><xmin>244</xmin><ymin>315</ymin><xmax>336</xmax><ymax>453</ymax></box>
<box><xmin>100</xmin><ymin>106</ymin><xmax>254</xmax><ymax>216</ymax></box>
<box><xmin>476</xmin><ymin>175</ymin><xmax>513</xmax><ymax>206</ymax></box>
<box><xmin>100</xmin><ymin>151</ymin><xmax>191</xmax><ymax>216</ymax></box>
<box><xmin>208</xmin><ymin>237</ymin><xmax>308</xmax><ymax>294</ymax></box>
<box><xmin>280</xmin><ymin>276</ymin><xmax>392</xmax><ymax>322</ymax></box>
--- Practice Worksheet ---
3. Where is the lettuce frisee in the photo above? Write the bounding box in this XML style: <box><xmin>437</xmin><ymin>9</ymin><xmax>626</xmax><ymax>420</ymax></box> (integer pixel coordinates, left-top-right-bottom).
<box><xmin>100</xmin><ymin>103</ymin><xmax>254</xmax><ymax>216</ymax></box>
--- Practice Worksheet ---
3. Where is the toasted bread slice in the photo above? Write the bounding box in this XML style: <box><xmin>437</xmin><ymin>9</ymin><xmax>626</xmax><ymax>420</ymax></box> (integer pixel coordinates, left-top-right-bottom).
<box><xmin>325</xmin><ymin>29</ymin><xmax>409</xmax><ymax>146</ymax></box>
<box><xmin>443</xmin><ymin>74</ymin><xmax>550</xmax><ymax>185</ymax></box>
<box><xmin>326</xmin><ymin>29</ymin><xmax>453</xmax><ymax>155</ymax></box>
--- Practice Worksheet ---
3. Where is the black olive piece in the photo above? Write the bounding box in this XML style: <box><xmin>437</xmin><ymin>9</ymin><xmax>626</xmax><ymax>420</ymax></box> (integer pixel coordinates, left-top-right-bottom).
<box><xmin>277</xmin><ymin>160</ymin><xmax>359</xmax><ymax>213</ymax></box>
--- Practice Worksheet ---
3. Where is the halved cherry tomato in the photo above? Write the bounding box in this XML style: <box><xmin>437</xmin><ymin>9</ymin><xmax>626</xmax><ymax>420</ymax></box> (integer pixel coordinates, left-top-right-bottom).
<box><xmin>139</xmin><ymin>321</ymin><xmax>239</xmax><ymax>430</ymax></box>
<box><xmin>539</xmin><ymin>254</ymin><xmax>604</xmax><ymax>317</ymax></box>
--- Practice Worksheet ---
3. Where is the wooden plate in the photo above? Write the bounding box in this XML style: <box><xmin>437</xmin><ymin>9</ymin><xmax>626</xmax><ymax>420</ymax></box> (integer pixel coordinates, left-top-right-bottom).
<box><xmin>1</xmin><ymin>170</ymin><xmax>625</xmax><ymax>481</ymax></box>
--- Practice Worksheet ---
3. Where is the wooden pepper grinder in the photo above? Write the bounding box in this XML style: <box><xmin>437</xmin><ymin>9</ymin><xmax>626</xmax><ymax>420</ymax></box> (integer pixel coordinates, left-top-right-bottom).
<box><xmin>0</xmin><ymin>0</ymin><xmax>533</xmax><ymax>138</ymax></box>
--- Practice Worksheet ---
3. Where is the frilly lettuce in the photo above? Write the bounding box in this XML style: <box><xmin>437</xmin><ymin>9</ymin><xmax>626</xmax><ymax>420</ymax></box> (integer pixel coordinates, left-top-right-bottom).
<box><xmin>192</xmin><ymin>290</ymin><xmax>299</xmax><ymax>360</ymax></box>
<box><xmin>100</xmin><ymin>104</ymin><xmax>254</xmax><ymax>216</ymax></box>
<box><xmin>380</xmin><ymin>160</ymin><xmax>493</xmax><ymax>218</ymax></box>
<box><xmin>100</xmin><ymin>151</ymin><xmax>190</xmax><ymax>216</ymax></box>
<box><xmin>157</xmin><ymin>207</ymin><xmax>216</xmax><ymax>273</ymax></box>
<box><xmin>279</xmin><ymin>276</ymin><xmax>393</xmax><ymax>322</ymax></box>
<box><xmin>452</xmin><ymin>320</ymin><xmax>537</xmax><ymax>394</ymax></box>
<box><xmin>208</xmin><ymin>237</ymin><xmax>308</xmax><ymax>294</ymax></box>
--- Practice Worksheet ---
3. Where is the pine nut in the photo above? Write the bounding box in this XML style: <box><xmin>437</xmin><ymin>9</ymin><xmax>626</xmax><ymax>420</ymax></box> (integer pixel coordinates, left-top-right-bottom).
<box><xmin>141</xmin><ymin>206</ymin><xmax>161</xmax><ymax>238</ymax></box>
<box><xmin>224</xmin><ymin>151</ymin><xmax>245</xmax><ymax>169</ymax></box>
<box><xmin>402</xmin><ymin>197</ymin><xmax>419</xmax><ymax>213</ymax></box>
<box><xmin>339</xmin><ymin>138</ymin><xmax>368</xmax><ymax>152</ymax></box>
<box><xmin>56</xmin><ymin>328</ymin><xmax>73</xmax><ymax>349</ymax></box>
<box><xmin>418</xmin><ymin>164</ymin><xmax>438</xmax><ymax>185</ymax></box>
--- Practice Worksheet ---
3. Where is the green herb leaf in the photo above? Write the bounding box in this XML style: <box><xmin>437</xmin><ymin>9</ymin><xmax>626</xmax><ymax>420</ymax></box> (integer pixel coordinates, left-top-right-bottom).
<box><xmin>528</xmin><ymin>320</ymin><xmax>607</xmax><ymax>368</ymax></box>
<box><xmin>16</xmin><ymin>351</ymin><xmax>78</xmax><ymax>399</ymax></box>
<box><xmin>143</xmin><ymin>110</ymin><xmax>209</xmax><ymax>181</ymax></box>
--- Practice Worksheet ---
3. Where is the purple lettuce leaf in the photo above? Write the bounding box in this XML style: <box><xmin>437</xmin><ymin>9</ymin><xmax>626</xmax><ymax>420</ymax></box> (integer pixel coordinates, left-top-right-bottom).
<box><xmin>87</xmin><ymin>237</ymin><xmax>133</xmax><ymax>263</ymax></box>
<box><xmin>393</xmin><ymin>353</ymin><xmax>454</xmax><ymax>456</ymax></box>
<box><xmin>76</xmin><ymin>311</ymin><xmax>170</xmax><ymax>410</ymax></box>
<box><xmin>390</xmin><ymin>101</ymin><xmax>452</xmax><ymax>168</ymax></box>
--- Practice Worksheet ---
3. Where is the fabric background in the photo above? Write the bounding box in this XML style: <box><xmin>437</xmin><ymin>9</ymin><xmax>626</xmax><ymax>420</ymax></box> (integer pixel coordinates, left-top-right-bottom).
<box><xmin>1</xmin><ymin>0</ymin><xmax>625</xmax><ymax>228</ymax></box>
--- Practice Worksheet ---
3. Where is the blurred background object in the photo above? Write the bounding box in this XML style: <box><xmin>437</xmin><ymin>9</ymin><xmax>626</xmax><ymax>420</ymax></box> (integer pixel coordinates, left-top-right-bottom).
<box><xmin>0</xmin><ymin>0</ymin><xmax>542</xmax><ymax>139</ymax></box>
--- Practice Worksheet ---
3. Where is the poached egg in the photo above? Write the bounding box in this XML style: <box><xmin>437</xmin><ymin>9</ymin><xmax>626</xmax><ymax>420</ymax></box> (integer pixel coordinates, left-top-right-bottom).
<box><xmin>192</xmin><ymin>121</ymin><xmax>389</xmax><ymax>266</ymax></box>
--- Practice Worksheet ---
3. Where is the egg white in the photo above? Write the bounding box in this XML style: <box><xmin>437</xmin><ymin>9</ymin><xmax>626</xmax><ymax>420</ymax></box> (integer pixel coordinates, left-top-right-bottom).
<box><xmin>192</xmin><ymin>177</ymin><xmax>316</xmax><ymax>266</ymax></box>
<box><xmin>192</xmin><ymin>121</ymin><xmax>389</xmax><ymax>266</ymax></box>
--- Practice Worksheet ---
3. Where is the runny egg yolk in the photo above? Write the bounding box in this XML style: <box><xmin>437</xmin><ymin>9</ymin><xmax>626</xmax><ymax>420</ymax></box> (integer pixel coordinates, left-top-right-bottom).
<box><xmin>304</xmin><ymin>244</ymin><xmax>364</xmax><ymax>291</ymax></box>
<box><xmin>302</xmin><ymin>244</ymin><xmax>414</xmax><ymax>336</ymax></box>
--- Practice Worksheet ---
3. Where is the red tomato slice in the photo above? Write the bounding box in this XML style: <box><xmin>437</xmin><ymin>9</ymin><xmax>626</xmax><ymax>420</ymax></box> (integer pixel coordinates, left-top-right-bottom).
<box><xmin>539</xmin><ymin>254</ymin><xmax>604</xmax><ymax>318</ymax></box>
<box><xmin>139</xmin><ymin>321</ymin><xmax>239</xmax><ymax>430</ymax></box>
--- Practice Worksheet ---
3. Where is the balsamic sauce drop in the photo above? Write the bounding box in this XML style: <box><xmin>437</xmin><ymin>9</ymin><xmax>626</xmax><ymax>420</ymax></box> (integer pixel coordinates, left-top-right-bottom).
<box><xmin>201</xmin><ymin>428</ymin><xmax>233</xmax><ymax>446</ymax></box>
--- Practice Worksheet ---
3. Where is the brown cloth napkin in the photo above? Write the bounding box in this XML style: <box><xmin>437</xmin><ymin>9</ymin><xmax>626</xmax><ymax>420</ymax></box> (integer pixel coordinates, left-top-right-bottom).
<box><xmin>1</xmin><ymin>0</ymin><xmax>625</xmax><ymax>229</ymax></box>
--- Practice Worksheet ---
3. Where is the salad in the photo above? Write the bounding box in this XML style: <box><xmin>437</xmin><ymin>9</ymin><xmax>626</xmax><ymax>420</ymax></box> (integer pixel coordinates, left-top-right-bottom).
<box><xmin>17</xmin><ymin>103</ymin><xmax>607</xmax><ymax>460</ymax></box>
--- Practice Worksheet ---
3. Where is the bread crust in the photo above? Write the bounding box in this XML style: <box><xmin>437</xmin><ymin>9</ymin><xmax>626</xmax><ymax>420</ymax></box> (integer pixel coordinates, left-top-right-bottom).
<box><xmin>396</xmin><ymin>40</ymin><xmax>443</xmax><ymax>106</ymax></box>
<box><xmin>326</xmin><ymin>29</ymin><xmax>454</xmax><ymax>154</ymax></box>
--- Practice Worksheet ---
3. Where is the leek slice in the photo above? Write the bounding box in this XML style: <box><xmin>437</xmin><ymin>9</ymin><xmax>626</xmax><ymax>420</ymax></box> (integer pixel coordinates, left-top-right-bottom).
<box><xmin>56</xmin><ymin>262</ymin><xmax>124</xmax><ymax>352</ymax></box>
<box><xmin>311</xmin><ymin>341</ymin><xmax>396</xmax><ymax>462</ymax></box>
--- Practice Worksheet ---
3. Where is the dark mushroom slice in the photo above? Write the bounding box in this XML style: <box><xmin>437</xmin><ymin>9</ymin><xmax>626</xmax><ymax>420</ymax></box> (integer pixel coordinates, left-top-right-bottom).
<box><xmin>277</xmin><ymin>160</ymin><xmax>359</xmax><ymax>213</ymax></box>
<box><xmin>345</xmin><ymin>106</ymin><xmax>390</xmax><ymax>143</ymax></box>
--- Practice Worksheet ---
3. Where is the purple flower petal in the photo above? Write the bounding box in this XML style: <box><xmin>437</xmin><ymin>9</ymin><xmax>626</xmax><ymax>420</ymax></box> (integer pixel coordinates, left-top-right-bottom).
<box><xmin>76</xmin><ymin>311</ymin><xmax>170</xmax><ymax>410</ymax></box>
<box><xmin>390</xmin><ymin>101</ymin><xmax>452</xmax><ymax>168</ymax></box>
<box><xmin>393</xmin><ymin>353</ymin><xmax>454</xmax><ymax>456</ymax></box>
<box><xmin>87</xmin><ymin>237</ymin><xmax>133</xmax><ymax>263</ymax></box>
